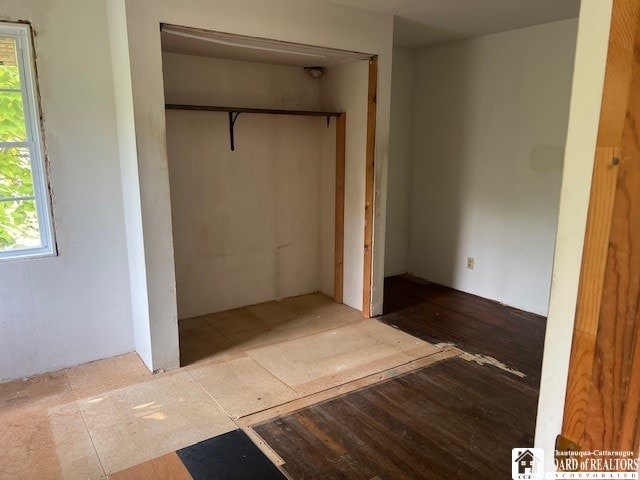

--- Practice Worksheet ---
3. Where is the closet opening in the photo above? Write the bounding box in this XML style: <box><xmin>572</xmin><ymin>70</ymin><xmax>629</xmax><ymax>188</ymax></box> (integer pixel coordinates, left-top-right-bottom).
<box><xmin>159</xmin><ymin>25</ymin><xmax>375</xmax><ymax>367</ymax></box>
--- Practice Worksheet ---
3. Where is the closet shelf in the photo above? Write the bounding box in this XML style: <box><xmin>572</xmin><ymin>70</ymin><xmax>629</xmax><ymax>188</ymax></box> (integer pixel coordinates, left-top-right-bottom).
<box><xmin>165</xmin><ymin>104</ymin><xmax>341</xmax><ymax>151</ymax></box>
<box><xmin>165</xmin><ymin>104</ymin><xmax>341</xmax><ymax>117</ymax></box>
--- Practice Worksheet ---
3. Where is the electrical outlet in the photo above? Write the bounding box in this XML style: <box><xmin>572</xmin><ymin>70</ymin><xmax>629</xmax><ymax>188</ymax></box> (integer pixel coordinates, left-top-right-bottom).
<box><xmin>467</xmin><ymin>257</ymin><xmax>474</xmax><ymax>270</ymax></box>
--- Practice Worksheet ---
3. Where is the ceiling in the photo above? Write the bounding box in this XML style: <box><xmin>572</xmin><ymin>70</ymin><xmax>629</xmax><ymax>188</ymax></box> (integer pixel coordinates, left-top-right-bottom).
<box><xmin>161</xmin><ymin>25</ymin><xmax>371</xmax><ymax>67</ymax></box>
<box><xmin>328</xmin><ymin>0</ymin><xmax>581</xmax><ymax>47</ymax></box>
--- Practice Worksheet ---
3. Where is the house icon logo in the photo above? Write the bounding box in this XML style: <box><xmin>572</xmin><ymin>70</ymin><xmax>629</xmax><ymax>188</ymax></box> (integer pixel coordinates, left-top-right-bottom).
<box><xmin>512</xmin><ymin>448</ymin><xmax>544</xmax><ymax>479</ymax></box>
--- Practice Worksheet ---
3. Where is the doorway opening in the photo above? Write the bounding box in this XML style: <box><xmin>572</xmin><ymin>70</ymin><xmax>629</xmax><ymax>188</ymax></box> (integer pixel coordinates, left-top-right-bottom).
<box><xmin>381</xmin><ymin>15</ymin><xmax>580</xmax><ymax>396</ymax></box>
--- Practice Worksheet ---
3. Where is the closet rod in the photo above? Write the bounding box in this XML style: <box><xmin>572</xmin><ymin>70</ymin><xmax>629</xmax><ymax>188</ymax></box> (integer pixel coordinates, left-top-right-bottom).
<box><xmin>165</xmin><ymin>104</ymin><xmax>341</xmax><ymax>151</ymax></box>
<box><xmin>165</xmin><ymin>104</ymin><xmax>341</xmax><ymax>117</ymax></box>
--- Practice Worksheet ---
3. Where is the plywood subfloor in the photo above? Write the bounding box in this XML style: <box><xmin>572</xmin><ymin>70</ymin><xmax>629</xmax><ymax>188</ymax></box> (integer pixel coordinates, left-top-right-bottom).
<box><xmin>180</xmin><ymin>293</ymin><xmax>447</xmax><ymax>419</ymax></box>
<box><xmin>1</xmin><ymin>286</ymin><xmax>540</xmax><ymax>479</ymax></box>
<box><xmin>0</xmin><ymin>293</ymin><xmax>448</xmax><ymax>478</ymax></box>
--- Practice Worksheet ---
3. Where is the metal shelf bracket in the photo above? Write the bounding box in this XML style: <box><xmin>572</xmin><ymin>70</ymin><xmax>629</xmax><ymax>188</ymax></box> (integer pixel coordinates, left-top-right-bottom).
<box><xmin>228</xmin><ymin>111</ymin><xmax>241</xmax><ymax>151</ymax></box>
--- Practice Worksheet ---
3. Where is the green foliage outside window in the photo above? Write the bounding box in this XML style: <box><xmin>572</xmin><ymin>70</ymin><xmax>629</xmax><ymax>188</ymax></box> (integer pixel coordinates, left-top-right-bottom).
<box><xmin>0</xmin><ymin>63</ymin><xmax>40</xmax><ymax>250</ymax></box>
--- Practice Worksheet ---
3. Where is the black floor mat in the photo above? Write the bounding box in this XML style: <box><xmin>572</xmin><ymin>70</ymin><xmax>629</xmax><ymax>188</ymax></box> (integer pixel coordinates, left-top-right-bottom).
<box><xmin>177</xmin><ymin>429</ymin><xmax>286</xmax><ymax>480</ymax></box>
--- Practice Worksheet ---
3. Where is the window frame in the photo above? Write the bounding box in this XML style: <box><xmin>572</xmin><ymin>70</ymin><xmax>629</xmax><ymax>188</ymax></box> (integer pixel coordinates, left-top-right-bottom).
<box><xmin>0</xmin><ymin>22</ymin><xmax>55</xmax><ymax>261</ymax></box>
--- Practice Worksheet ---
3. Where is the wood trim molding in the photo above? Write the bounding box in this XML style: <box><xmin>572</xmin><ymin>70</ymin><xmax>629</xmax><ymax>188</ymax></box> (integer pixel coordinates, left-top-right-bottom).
<box><xmin>562</xmin><ymin>0</ymin><xmax>640</xmax><ymax>450</ymax></box>
<box><xmin>334</xmin><ymin>113</ymin><xmax>346</xmax><ymax>304</ymax></box>
<box><xmin>363</xmin><ymin>56</ymin><xmax>377</xmax><ymax>318</ymax></box>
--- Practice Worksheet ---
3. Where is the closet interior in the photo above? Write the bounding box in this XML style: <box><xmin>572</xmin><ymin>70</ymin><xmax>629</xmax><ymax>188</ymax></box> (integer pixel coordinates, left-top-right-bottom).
<box><xmin>160</xmin><ymin>25</ymin><xmax>372</xmax><ymax>365</ymax></box>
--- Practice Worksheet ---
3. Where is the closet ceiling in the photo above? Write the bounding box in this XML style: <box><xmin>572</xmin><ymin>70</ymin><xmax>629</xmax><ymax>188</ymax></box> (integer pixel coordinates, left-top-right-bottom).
<box><xmin>328</xmin><ymin>0</ymin><xmax>581</xmax><ymax>47</ymax></box>
<box><xmin>161</xmin><ymin>25</ymin><xmax>371</xmax><ymax>67</ymax></box>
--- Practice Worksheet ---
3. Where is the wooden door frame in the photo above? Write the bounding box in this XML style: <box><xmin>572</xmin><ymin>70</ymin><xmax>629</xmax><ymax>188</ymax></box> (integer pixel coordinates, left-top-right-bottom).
<box><xmin>335</xmin><ymin>112</ymin><xmax>346</xmax><ymax>304</ymax></box>
<box><xmin>363</xmin><ymin>56</ymin><xmax>378</xmax><ymax>317</ymax></box>
<box><xmin>561</xmin><ymin>0</ymin><xmax>640</xmax><ymax>452</ymax></box>
<box><xmin>334</xmin><ymin>54</ymin><xmax>377</xmax><ymax>316</ymax></box>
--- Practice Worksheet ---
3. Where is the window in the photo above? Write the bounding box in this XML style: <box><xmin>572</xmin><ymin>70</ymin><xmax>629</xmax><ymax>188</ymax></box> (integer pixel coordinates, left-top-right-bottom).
<box><xmin>0</xmin><ymin>22</ymin><xmax>54</xmax><ymax>259</ymax></box>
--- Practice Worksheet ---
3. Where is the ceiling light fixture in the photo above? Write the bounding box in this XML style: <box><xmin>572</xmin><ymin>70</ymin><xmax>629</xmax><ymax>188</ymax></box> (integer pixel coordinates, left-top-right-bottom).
<box><xmin>304</xmin><ymin>67</ymin><xmax>324</xmax><ymax>79</ymax></box>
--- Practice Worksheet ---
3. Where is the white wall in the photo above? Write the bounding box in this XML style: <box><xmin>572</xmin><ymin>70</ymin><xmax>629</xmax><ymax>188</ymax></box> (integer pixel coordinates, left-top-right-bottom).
<box><xmin>405</xmin><ymin>19</ymin><xmax>578</xmax><ymax>315</ymax></box>
<box><xmin>0</xmin><ymin>0</ymin><xmax>134</xmax><ymax>382</ymax></box>
<box><xmin>535</xmin><ymin>0</ymin><xmax>612</xmax><ymax>470</ymax></box>
<box><xmin>384</xmin><ymin>47</ymin><xmax>415</xmax><ymax>277</ymax></box>
<box><xmin>113</xmin><ymin>0</ymin><xmax>393</xmax><ymax>370</ymax></box>
<box><xmin>163</xmin><ymin>54</ymin><xmax>331</xmax><ymax>318</ymax></box>
<box><xmin>107</xmin><ymin>0</ymin><xmax>153</xmax><ymax>370</ymax></box>
<box><xmin>162</xmin><ymin>54</ymin><xmax>322</xmax><ymax>110</ymax></box>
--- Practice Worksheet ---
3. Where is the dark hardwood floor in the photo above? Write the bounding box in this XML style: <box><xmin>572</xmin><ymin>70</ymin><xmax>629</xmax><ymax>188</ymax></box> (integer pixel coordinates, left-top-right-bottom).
<box><xmin>255</xmin><ymin>357</ymin><xmax>538</xmax><ymax>480</ymax></box>
<box><xmin>380</xmin><ymin>275</ymin><xmax>547</xmax><ymax>389</ymax></box>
